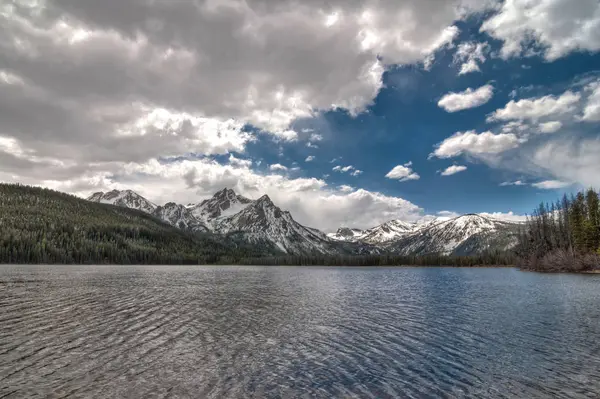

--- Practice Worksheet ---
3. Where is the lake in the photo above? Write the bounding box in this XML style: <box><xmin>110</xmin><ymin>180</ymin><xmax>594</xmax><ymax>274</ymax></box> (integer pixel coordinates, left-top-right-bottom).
<box><xmin>1</xmin><ymin>266</ymin><xmax>599</xmax><ymax>398</ymax></box>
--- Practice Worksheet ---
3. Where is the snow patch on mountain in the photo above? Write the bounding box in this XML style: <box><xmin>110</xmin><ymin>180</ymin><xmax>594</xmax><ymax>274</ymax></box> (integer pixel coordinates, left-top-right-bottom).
<box><xmin>87</xmin><ymin>189</ymin><xmax>157</xmax><ymax>213</ymax></box>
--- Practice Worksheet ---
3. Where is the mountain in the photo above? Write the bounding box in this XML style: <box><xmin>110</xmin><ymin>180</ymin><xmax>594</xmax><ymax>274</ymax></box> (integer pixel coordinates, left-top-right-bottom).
<box><xmin>390</xmin><ymin>214</ymin><xmax>521</xmax><ymax>256</ymax></box>
<box><xmin>153</xmin><ymin>202</ymin><xmax>209</xmax><ymax>233</ymax></box>
<box><xmin>360</xmin><ymin>220</ymin><xmax>418</xmax><ymax>244</ymax></box>
<box><xmin>88</xmin><ymin>187</ymin><xmax>351</xmax><ymax>256</ymax></box>
<box><xmin>327</xmin><ymin>227</ymin><xmax>365</xmax><ymax>241</ymax></box>
<box><xmin>87</xmin><ymin>189</ymin><xmax>157</xmax><ymax>213</ymax></box>
<box><xmin>188</xmin><ymin>188</ymin><xmax>253</xmax><ymax>227</ymax></box>
<box><xmin>0</xmin><ymin>183</ymin><xmax>268</xmax><ymax>264</ymax></box>
<box><xmin>87</xmin><ymin>188</ymin><xmax>520</xmax><ymax>257</ymax></box>
<box><xmin>329</xmin><ymin>214</ymin><xmax>521</xmax><ymax>256</ymax></box>
<box><xmin>213</xmin><ymin>194</ymin><xmax>344</xmax><ymax>255</ymax></box>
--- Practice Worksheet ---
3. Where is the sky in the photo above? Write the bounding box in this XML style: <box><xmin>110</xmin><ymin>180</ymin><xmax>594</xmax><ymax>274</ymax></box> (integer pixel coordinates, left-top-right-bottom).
<box><xmin>1</xmin><ymin>0</ymin><xmax>600</xmax><ymax>232</ymax></box>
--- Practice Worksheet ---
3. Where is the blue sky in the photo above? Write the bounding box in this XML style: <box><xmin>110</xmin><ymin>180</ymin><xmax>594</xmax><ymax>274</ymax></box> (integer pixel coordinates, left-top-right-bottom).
<box><xmin>240</xmin><ymin>18</ymin><xmax>600</xmax><ymax>218</ymax></box>
<box><xmin>1</xmin><ymin>0</ymin><xmax>600</xmax><ymax>231</ymax></box>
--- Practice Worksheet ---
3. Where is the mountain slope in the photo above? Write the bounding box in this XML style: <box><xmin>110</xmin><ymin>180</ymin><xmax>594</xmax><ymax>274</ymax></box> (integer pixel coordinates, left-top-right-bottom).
<box><xmin>214</xmin><ymin>195</ymin><xmax>345</xmax><ymax>255</ymax></box>
<box><xmin>153</xmin><ymin>203</ymin><xmax>209</xmax><ymax>233</ymax></box>
<box><xmin>87</xmin><ymin>189</ymin><xmax>157</xmax><ymax>213</ymax></box>
<box><xmin>327</xmin><ymin>227</ymin><xmax>365</xmax><ymax>241</ymax></box>
<box><xmin>88</xmin><ymin>187</ymin><xmax>355</xmax><ymax>256</ymax></box>
<box><xmin>0</xmin><ymin>184</ymin><xmax>268</xmax><ymax>264</ymax></box>
<box><xmin>390</xmin><ymin>214</ymin><xmax>520</xmax><ymax>256</ymax></box>
<box><xmin>86</xmin><ymin>188</ymin><xmax>520</xmax><ymax>257</ymax></box>
<box><xmin>360</xmin><ymin>220</ymin><xmax>418</xmax><ymax>244</ymax></box>
<box><xmin>188</xmin><ymin>188</ymin><xmax>253</xmax><ymax>227</ymax></box>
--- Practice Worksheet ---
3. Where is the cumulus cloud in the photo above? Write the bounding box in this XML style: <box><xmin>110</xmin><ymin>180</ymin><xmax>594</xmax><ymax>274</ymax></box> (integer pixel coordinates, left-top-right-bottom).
<box><xmin>481</xmin><ymin>0</ymin><xmax>600</xmax><ymax>61</ymax></box>
<box><xmin>305</xmin><ymin>155</ymin><xmax>315</xmax><ymax>162</ymax></box>
<box><xmin>453</xmin><ymin>41</ymin><xmax>488</xmax><ymax>75</ymax></box>
<box><xmin>0</xmin><ymin>0</ymin><xmax>493</xmax><ymax>168</ymax></box>
<box><xmin>531</xmin><ymin>180</ymin><xmax>572</xmax><ymax>189</ymax></box>
<box><xmin>440</xmin><ymin>165</ymin><xmax>467</xmax><ymax>176</ymax></box>
<box><xmin>332</xmin><ymin>165</ymin><xmax>361</xmax><ymax>176</ymax></box>
<box><xmin>269</xmin><ymin>163</ymin><xmax>288</xmax><ymax>171</ymax></box>
<box><xmin>488</xmin><ymin>91</ymin><xmax>581</xmax><ymax>122</ymax></box>
<box><xmin>582</xmin><ymin>81</ymin><xmax>600</xmax><ymax>121</ymax></box>
<box><xmin>339</xmin><ymin>185</ymin><xmax>354</xmax><ymax>193</ymax></box>
<box><xmin>438</xmin><ymin>84</ymin><xmax>494</xmax><ymax>112</ymax></box>
<box><xmin>529</xmin><ymin>137</ymin><xmax>600</xmax><ymax>188</ymax></box>
<box><xmin>478</xmin><ymin>211</ymin><xmax>527</xmax><ymax>223</ymax></box>
<box><xmin>537</xmin><ymin>121</ymin><xmax>563</xmax><ymax>133</ymax></box>
<box><xmin>229</xmin><ymin>154</ymin><xmax>252</xmax><ymax>168</ymax></box>
<box><xmin>385</xmin><ymin>163</ymin><xmax>420</xmax><ymax>181</ymax></box>
<box><xmin>431</xmin><ymin>130</ymin><xmax>521</xmax><ymax>158</ymax></box>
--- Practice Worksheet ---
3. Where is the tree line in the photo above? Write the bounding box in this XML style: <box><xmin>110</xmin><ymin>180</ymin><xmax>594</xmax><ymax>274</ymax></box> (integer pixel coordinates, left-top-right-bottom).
<box><xmin>221</xmin><ymin>251</ymin><xmax>516</xmax><ymax>267</ymax></box>
<box><xmin>516</xmin><ymin>188</ymin><xmax>600</xmax><ymax>272</ymax></box>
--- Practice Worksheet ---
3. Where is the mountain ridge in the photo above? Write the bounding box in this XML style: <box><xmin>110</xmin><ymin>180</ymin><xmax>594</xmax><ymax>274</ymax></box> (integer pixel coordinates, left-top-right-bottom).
<box><xmin>87</xmin><ymin>188</ymin><xmax>522</xmax><ymax>256</ymax></box>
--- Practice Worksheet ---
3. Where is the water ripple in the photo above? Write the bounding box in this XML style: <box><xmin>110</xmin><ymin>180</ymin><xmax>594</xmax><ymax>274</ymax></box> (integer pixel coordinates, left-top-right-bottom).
<box><xmin>1</xmin><ymin>265</ymin><xmax>599</xmax><ymax>398</ymax></box>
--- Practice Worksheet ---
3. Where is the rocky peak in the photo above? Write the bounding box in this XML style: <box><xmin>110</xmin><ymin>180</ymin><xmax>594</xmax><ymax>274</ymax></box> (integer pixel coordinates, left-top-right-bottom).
<box><xmin>336</xmin><ymin>227</ymin><xmax>360</xmax><ymax>238</ymax></box>
<box><xmin>87</xmin><ymin>189</ymin><xmax>157</xmax><ymax>214</ymax></box>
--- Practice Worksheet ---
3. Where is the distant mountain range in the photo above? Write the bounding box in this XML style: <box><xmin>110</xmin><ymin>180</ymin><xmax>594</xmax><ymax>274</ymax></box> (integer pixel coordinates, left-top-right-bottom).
<box><xmin>87</xmin><ymin>188</ymin><xmax>522</xmax><ymax>256</ymax></box>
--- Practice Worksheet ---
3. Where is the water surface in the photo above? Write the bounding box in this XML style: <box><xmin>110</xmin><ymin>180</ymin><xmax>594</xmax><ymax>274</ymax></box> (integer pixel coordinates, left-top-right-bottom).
<box><xmin>1</xmin><ymin>266</ymin><xmax>599</xmax><ymax>398</ymax></box>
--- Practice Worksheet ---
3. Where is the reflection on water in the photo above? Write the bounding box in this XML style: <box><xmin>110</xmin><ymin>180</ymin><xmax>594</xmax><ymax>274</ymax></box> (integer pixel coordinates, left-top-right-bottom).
<box><xmin>1</xmin><ymin>266</ymin><xmax>599</xmax><ymax>398</ymax></box>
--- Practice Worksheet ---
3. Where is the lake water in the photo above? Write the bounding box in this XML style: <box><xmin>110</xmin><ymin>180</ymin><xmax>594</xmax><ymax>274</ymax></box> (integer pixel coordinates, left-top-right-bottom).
<box><xmin>1</xmin><ymin>266</ymin><xmax>599</xmax><ymax>398</ymax></box>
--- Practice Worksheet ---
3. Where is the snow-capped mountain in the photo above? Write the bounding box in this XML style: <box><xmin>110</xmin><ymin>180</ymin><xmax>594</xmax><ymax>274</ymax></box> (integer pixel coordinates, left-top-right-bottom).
<box><xmin>328</xmin><ymin>219</ymin><xmax>423</xmax><ymax>244</ymax></box>
<box><xmin>390</xmin><ymin>214</ymin><xmax>521</xmax><ymax>256</ymax></box>
<box><xmin>213</xmin><ymin>194</ymin><xmax>343</xmax><ymax>255</ymax></box>
<box><xmin>327</xmin><ymin>227</ymin><xmax>365</xmax><ymax>241</ymax></box>
<box><xmin>153</xmin><ymin>203</ymin><xmax>209</xmax><ymax>233</ymax></box>
<box><xmin>188</xmin><ymin>188</ymin><xmax>253</xmax><ymax>227</ymax></box>
<box><xmin>87</xmin><ymin>189</ymin><xmax>157</xmax><ymax>214</ymax></box>
<box><xmin>87</xmin><ymin>189</ymin><xmax>520</xmax><ymax>257</ymax></box>
<box><xmin>88</xmin><ymin>188</ymin><xmax>347</xmax><ymax>255</ymax></box>
<box><xmin>360</xmin><ymin>220</ymin><xmax>419</xmax><ymax>244</ymax></box>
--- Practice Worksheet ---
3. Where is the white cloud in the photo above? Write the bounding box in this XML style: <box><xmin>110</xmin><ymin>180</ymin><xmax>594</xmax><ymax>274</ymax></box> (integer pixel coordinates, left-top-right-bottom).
<box><xmin>269</xmin><ymin>163</ymin><xmax>288</xmax><ymax>171</ymax></box>
<box><xmin>339</xmin><ymin>185</ymin><xmax>354</xmax><ymax>193</ymax></box>
<box><xmin>488</xmin><ymin>91</ymin><xmax>581</xmax><ymax>122</ymax></box>
<box><xmin>385</xmin><ymin>164</ymin><xmax>420</xmax><ymax>181</ymax></box>
<box><xmin>440</xmin><ymin>165</ymin><xmax>467</xmax><ymax>176</ymax></box>
<box><xmin>332</xmin><ymin>164</ymin><xmax>363</xmax><ymax>177</ymax></box>
<box><xmin>529</xmin><ymin>137</ymin><xmax>600</xmax><ymax>188</ymax></box>
<box><xmin>501</xmin><ymin>120</ymin><xmax>530</xmax><ymax>134</ymax></box>
<box><xmin>500</xmin><ymin>180</ymin><xmax>526</xmax><ymax>186</ymax></box>
<box><xmin>537</xmin><ymin>121</ymin><xmax>563</xmax><ymax>133</ymax></box>
<box><xmin>453</xmin><ymin>41</ymin><xmax>488</xmax><ymax>75</ymax></box>
<box><xmin>481</xmin><ymin>0</ymin><xmax>600</xmax><ymax>61</ymax></box>
<box><xmin>532</xmin><ymin>180</ymin><xmax>572</xmax><ymax>189</ymax></box>
<box><xmin>228</xmin><ymin>154</ymin><xmax>252</xmax><ymax>168</ymax></box>
<box><xmin>435</xmin><ymin>210</ymin><xmax>526</xmax><ymax>223</ymax></box>
<box><xmin>432</xmin><ymin>130</ymin><xmax>521</xmax><ymax>158</ymax></box>
<box><xmin>309</xmin><ymin>133</ymin><xmax>324</xmax><ymax>142</ymax></box>
<box><xmin>306</xmin><ymin>142</ymin><xmax>319</xmax><ymax>149</ymax></box>
<box><xmin>438</xmin><ymin>84</ymin><xmax>494</xmax><ymax>112</ymax></box>
<box><xmin>437</xmin><ymin>210</ymin><xmax>460</xmax><ymax>218</ymax></box>
<box><xmin>479</xmin><ymin>211</ymin><xmax>527</xmax><ymax>222</ymax></box>
<box><xmin>305</xmin><ymin>155</ymin><xmax>315</xmax><ymax>162</ymax></box>
<box><xmin>582</xmin><ymin>81</ymin><xmax>600</xmax><ymax>121</ymax></box>
<box><xmin>0</xmin><ymin>0</ymin><xmax>495</xmax><ymax>174</ymax></box>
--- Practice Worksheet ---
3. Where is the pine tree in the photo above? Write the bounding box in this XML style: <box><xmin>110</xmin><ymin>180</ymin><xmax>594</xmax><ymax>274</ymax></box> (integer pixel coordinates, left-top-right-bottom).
<box><xmin>585</xmin><ymin>189</ymin><xmax>600</xmax><ymax>252</ymax></box>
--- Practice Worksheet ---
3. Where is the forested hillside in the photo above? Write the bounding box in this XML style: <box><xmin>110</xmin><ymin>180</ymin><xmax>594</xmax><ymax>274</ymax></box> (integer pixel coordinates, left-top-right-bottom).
<box><xmin>0</xmin><ymin>184</ymin><xmax>268</xmax><ymax>264</ymax></box>
<box><xmin>516</xmin><ymin>188</ymin><xmax>600</xmax><ymax>272</ymax></box>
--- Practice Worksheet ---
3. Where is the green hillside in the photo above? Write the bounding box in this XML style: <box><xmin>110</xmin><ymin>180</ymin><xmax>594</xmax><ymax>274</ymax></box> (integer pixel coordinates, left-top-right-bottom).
<box><xmin>0</xmin><ymin>184</ymin><xmax>267</xmax><ymax>264</ymax></box>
